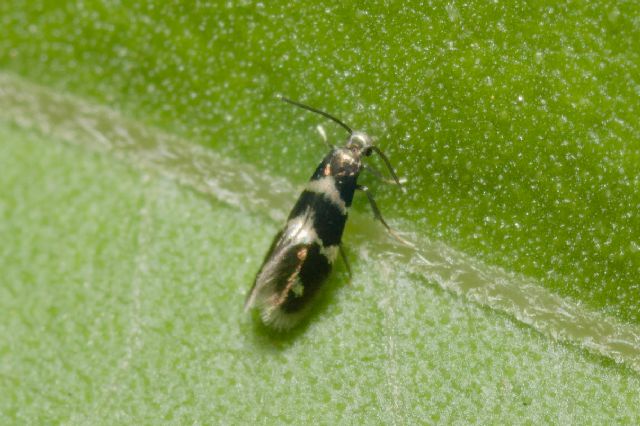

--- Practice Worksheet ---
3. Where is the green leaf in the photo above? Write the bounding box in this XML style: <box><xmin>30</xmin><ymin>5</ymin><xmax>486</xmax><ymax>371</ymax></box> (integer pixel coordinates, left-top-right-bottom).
<box><xmin>1</xmin><ymin>1</ymin><xmax>639</xmax><ymax>423</ymax></box>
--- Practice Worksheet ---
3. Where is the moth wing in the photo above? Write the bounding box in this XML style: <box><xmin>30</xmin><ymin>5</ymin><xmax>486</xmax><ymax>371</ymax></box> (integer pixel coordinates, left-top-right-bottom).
<box><xmin>244</xmin><ymin>227</ymin><xmax>307</xmax><ymax>311</ymax></box>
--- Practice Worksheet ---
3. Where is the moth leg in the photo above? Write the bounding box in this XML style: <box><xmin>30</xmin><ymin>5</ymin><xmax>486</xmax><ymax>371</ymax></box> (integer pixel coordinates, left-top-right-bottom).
<box><xmin>363</xmin><ymin>164</ymin><xmax>407</xmax><ymax>186</ymax></box>
<box><xmin>315</xmin><ymin>124</ymin><xmax>335</xmax><ymax>150</ymax></box>
<box><xmin>357</xmin><ymin>185</ymin><xmax>415</xmax><ymax>248</ymax></box>
<box><xmin>339</xmin><ymin>244</ymin><xmax>352</xmax><ymax>278</ymax></box>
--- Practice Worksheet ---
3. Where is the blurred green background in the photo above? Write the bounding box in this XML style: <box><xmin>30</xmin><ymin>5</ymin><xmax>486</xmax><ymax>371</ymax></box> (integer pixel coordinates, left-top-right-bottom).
<box><xmin>2</xmin><ymin>1</ymin><xmax>639</xmax><ymax>321</ymax></box>
<box><xmin>1</xmin><ymin>1</ymin><xmax>639</xmax><ymax>423</ymax></box>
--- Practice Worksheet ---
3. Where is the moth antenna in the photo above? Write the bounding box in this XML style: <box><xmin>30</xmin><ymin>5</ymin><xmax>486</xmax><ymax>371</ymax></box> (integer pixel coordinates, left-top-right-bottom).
<box><xmin>281</xmin><ymin>96</ymin><xmax>353</xmax><ymax>135</ymax></box>
<box><xmin>371</xmin><ymin>146</ymin><xmax>404</xmax><ymax>191</ymax></box>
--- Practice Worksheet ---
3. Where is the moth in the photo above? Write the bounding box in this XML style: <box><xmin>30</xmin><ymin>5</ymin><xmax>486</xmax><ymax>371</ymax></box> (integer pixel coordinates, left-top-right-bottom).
<box><xmin>244</xmin><ymin>97</ymin><xmax>405</xmax><ymax>330</ymax></box>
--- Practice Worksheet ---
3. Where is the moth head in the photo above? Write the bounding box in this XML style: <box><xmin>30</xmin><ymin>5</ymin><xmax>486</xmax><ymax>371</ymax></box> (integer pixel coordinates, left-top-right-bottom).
<box><xmin>349</xmin><ymin>132</ymin><xmax>404</xmax><ymax>188</ymax></box>
<box><xmin>278</xmin><ymin>97</ymin><xmax>403</xmax><ymax>187</ymax></box>
<box><xmin>347</xmin><ymin>131</ymin><xmax>374</xmax><ymax>157</ymax></box>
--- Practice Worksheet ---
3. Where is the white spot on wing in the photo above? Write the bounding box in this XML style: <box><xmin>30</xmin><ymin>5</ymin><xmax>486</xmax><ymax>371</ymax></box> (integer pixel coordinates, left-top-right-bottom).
<box><xmin>306</xmin><ymin>176</ymin><xmax>347</xmax><ymax>215</ymax></box>
<box><xmin>291</xmin><ymin>279</ymin><xmax>304</xmax><ymax>296</ymax></box>
<box><xmin>284</xmin><ymin>212</ymin><xmax>319</xmax><ymax>245</ymax></box>
<box><xmin>320</xmin><ymin>245</ymin><xmax>339</xmax><ymax>263</ymax></box>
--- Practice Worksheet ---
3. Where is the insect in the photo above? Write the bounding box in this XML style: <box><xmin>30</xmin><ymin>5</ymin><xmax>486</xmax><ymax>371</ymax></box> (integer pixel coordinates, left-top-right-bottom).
<box><xmin>244</xmin><ymin>97</ymin><xmax>406</xmax><ymax>330</ymax></box>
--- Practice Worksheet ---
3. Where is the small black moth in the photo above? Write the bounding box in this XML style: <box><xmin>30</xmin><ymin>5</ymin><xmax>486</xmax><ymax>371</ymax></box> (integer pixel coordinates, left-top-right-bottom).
<box><xmin>244</xmin><ymin>97</ymin><xmax>405</xmax><ymax>329</ymax></box>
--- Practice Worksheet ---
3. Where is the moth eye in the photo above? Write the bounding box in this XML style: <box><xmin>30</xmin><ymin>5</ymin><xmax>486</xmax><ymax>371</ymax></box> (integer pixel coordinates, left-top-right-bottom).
<box><xmin>364</xmin><ymin>147</ymin><xmax>373</xmax><ymax>156</ymax></box>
